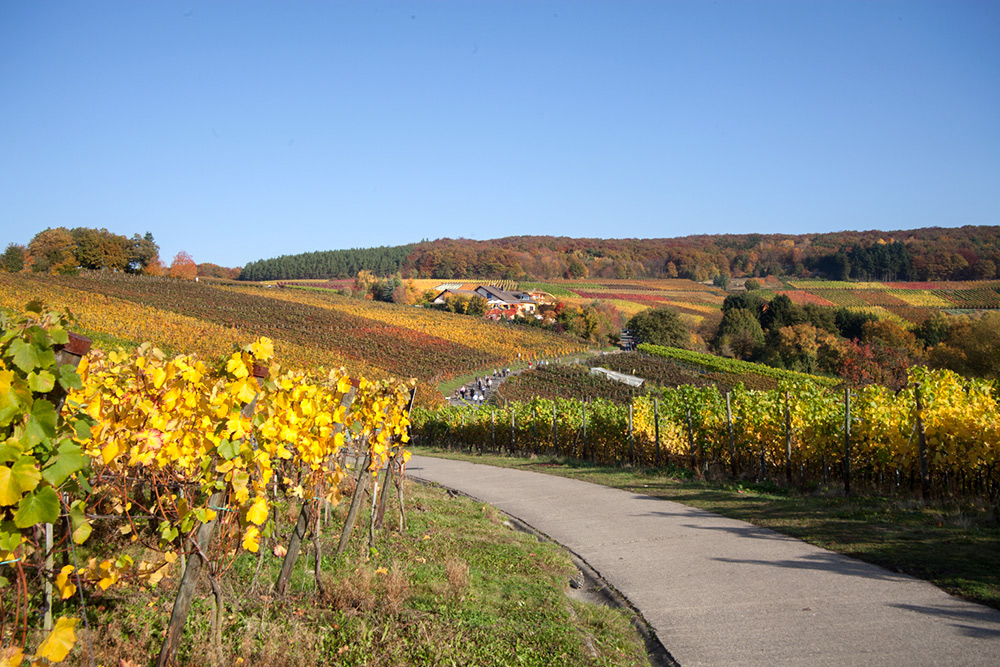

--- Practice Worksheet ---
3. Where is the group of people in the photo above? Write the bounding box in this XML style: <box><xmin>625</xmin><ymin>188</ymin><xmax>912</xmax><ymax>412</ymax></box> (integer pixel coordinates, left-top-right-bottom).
<box><xmin>455</xmin><ymin>368</ymin><xmax>515</xmax><ymax>406</ymax></box>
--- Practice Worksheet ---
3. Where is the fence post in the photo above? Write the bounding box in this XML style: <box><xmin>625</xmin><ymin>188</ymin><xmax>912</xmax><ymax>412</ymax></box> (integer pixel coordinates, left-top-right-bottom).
<box><xmin>532</xmin><ymin>408</ymin><xmax>538</xmax><ymax>452</ymax></box>
<box><xmin>581</xmin><ymin>402</ymin><xmax>587</xmax><ymax>459</ymax></box>
<box><xmin>628</xmin><ymin>403</ymin><xmax>634</xmax><ymax>465</ymax></box>
<box><xmin>653</xmin><ymin>398</ymin><xmax>661</xmax><ymax>467</ymax></box>
<box><xmin>552</xmin><ymin>402</ymin><xmax>558</xmax><ymax>454</ymax></box>
<box><xmin>43</xmin><ymin>332</ymin><xmax>91</xmax><ymax>633</ymax></box>
<box><xmin>510</xmin><ymin>410</ymin><xmax>515</xmax><ymax>452</ymax></box>
<box><xmin>686</xmin><ymin>408</ymin><xmax>696</xmax><ymax>471</ymax></box>
<box><xmin>491</xmin><ymin>410</ymin><xmax>496</xmax><ymax>453</ymax></box>
<box><xmin>844</xmin><ymin>387</ymin><xmax>852</xmax><ymax>496</ymax></box>
<box><xmin>784</xmin><ymin>391</ymin><xmax>792</xmax><ymax>485</ymax></box>
<box><xmin>726</xmin><ymin>392</ymin><xmax>735</xmax><ymax>479</ymax></box>
<box><xmin>915</xmin><ymin>383</ymin><xmax>930</xmax><ymax>500</ymax></box>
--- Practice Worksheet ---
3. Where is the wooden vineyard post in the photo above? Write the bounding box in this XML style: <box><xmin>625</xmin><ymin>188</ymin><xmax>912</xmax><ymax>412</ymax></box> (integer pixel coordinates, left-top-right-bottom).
<box><xmin>335</xmin><ymin>454</ymin><xmax>372</xmax><ymax>560</ymax></box>
<box><xmin>532</xmin><ymin>408</ymin><xmax>538</xmax><ymax>453</ymax></box>
<box><xmin>491</xmin><ymin>410</ymin><xmax>496</xmax><ymax>453</ymax></box>
<box><xmin>726</xmin><ymin>392</ymin><xmax>736</xmax><ymax>479</ymax></box>
<box><xmin>759</xmin><ymin>440</ymin><xmax>766</xmax><ymax>481</ymax></box>
<box><xmin>275</xmin><ymin>499</ymin><xmax>312</xmax><ymax>597</ymax></box>
<box><xmin>844</xmin><ymin>387</ymin><xmax>852</xmax><ymax>496</ymax></box>
<box><xmin>686</xmin><ymin>408</ymin><xmax>696</xmax><ymax>471</ymax></box>
<box><xmin>43</xmin><ymin>332</ymin><xmax>91</xmax><ymax>632</ymax></box>
<box><xmin>581</xmin><ymin>402</ymin><xmax>587</xmax><ymax>460</ymax></box>
<box><xmin>626</xmin><ymin>403</ymin><xmax>634</xmax><ymax>465</ymax></box>
<box><xmin>275</xmin><ymin>380</ymin><xmax>358</xmax><ymax>596</ymax></box>
<box><xmin>653</xmin><ymin>399</ymin><xmax>661</xmax><ymax>467</ymax></box>
<box><xmin>915</xmin><ymin>383</ymin><xmax>930</xmax><ymax>500</ymax></box>
<box><xmin>158</xmin><ymin>364</ymin><xmax>265</xmax><ymax>667</ymax></box>
<box><xmin>784</xmin><ymin>391</ymin><xmax>793</xmax><ymax>485</ymax></box>
<box><xmin>552</xmin><ymin>402</ymin><xmax>557</xmax><ymax>455</ymax></box>
<box><xmin>375</xmin><ymin>459</ymin><xmax>394</xmax><ymax>531</ymax></box>
<box><xmin>510</xmin><ymin>411</ymin><xmax>515</xmax><ymax>453</ymax></box>
<box><xmin>375</xmin><ymin>387</ymin><xmax>415</xmax><ymax>531</ymax></box>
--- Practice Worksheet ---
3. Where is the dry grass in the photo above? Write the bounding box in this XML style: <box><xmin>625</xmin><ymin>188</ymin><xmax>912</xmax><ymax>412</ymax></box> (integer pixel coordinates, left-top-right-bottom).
<box><xmin>324</xmin><ymin>562</ymin><xmax>412</xmax><ymax>616</ymax></box>
<box><xmin>445</xmin><ymin>558</ymin><xmax>470</xmax><ymax>598</ymax></box>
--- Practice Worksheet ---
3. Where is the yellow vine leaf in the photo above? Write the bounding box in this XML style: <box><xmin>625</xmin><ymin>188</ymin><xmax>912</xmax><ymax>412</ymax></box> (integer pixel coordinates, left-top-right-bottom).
<box><xmin>33</xmin><ymin>616</ymin><xmax>78</xmax><ymax>664</ymax></box>
<box><xmin>242</xmin><ymin>526</ymin><xmax>260</xmax><ymax>552</ymax></box>
<box><xmin>1</xmin><ymin>647</ymin><xmax>24</xmax><ymax>667</ymax></box>
<box><xmin>246</xmin><ymin>497</ymin><xmax>268</xmax><ymax>525</ymax></box>
<box><xmin>55</xmin><ymin>565</ymin><xmax>76</xmax><ymax>600</ymax></box>
<box><xmin>248</xmin><ymin>337</ymin><xmax>274</xmax><ymax>361</ymax></box>
<box><xmin>226</xmin><ymin>355</ymin><xmax>249</xmax><ymax>379</ymax></box>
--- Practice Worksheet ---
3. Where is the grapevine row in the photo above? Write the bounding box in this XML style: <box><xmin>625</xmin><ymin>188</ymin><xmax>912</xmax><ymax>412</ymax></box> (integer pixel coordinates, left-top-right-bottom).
<box><xmin>1</xmin><ymin>304</ymin><xmax>413</xmax><ymax>664</ymax></box>
<box><xmin>413</xmin><ymin>367</ymin><xmax>1000</xmax><ymax>501</ymax></box>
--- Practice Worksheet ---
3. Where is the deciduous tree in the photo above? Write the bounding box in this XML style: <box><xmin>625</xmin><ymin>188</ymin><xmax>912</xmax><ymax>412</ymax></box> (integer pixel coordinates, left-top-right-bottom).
<box><xmin>169</xmin><ymin>251</ymin><xmax>198</xmax><ymax>280</ymax></box>
<box><xmin>627</xmin><ymin>307</ymin><xmax>689</xmax><ymax>348</ymax></box>
<box><xmin>1</xmin><ymin>243</ymin><xmax>25</xmax><ymax>273</ymax></box>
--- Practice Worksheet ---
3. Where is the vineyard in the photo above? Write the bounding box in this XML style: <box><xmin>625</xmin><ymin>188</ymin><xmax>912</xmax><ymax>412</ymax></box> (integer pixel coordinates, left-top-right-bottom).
<box><xmin>585</xmin><ymin>351</ymin><xmax>782</xmax><ymax>392</ymax></box>
<box><xmin>491</xmin><ymin>365</ymin><xmax>654</xmax><ymax>404</ymax></box>
<box><xmin>637</xmin><ymin>344</ymin><xmax>839</xmax><ymax>387</ymax></box>
<box><xmin>517</xmin><ymin>277</ymin><xmax>1000</xmax><ymax>327</ymax></box>
<box><xmin>413</xmin><ymin>366</ymin><xmax>1000</xmax><ymax>504</ymax></box>
<box><xmin>0</xmin><ymin>304</ymin><xmax>414</xmax><ymax>664</ymax></box>
<box><xmin>518</xmin><ymin>279</ymin><xmax>726</xmax><ymax>324</ymax></box>
<box><xmin>492</xmin><ymin>351</ymin><xmax>791</xmax><ymax>405</ymax></box>
<box><xmin>775</xmin><ymin>279</ymin><xmax>1000</xmax><ymax>323</ymax></box>
<box><xmin>0</xmin><ymin>273</ymin><xmax>589</xmax><ymax>405</ymax></box>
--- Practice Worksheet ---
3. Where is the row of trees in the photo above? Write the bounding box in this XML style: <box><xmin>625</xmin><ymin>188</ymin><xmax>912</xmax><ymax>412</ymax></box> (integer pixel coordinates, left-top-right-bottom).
<box><xmin>1</xmin><ymin>228</ymin><xmax>242</xmax><ymax>282</ymax></box>
<box><xmin>3</xmin><ymin>228</ymin><xmax>159</xmax><ymax>274</ymax></box>
<box><xmin>239</xmin><ymin>245</ymin><xmax>414</xmax><ymax>281</ymax></box>
<box><xmin>239</xmin><ymin>226</ymin><xmax>1000</xmax><ymax>283</ymax></box>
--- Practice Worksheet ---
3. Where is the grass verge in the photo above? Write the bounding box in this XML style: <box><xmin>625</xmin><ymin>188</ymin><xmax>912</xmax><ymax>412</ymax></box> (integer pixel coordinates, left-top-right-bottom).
<box><xmin>413</xmin><ymin>445</ymin><xmax>1000</xmax><ymax>610</ymax></box>
<box><xmin>51</xmin><ymin>479</ymin><xmax>650</xmax><ymax>666</ymax></box>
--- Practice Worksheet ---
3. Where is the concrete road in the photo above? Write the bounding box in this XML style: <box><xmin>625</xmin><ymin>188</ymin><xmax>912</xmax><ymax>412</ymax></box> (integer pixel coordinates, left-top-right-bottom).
<box><xmin>408</xmin><ymin>455</ymin><xmax>1000</xmax><ymax>667</ymax></box>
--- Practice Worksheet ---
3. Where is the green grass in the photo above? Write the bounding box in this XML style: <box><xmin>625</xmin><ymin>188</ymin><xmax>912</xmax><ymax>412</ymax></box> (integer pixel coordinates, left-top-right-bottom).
<box><xmin>53</xmin><ymin>479</ymin><xmax>650</xmax><ymax>666</ymax></box>
<box><xmin>518</xmin><ymin>282</ymin><xmax>578</xmax><ymax>298</ymax></box>
<box><xmin>413</xmin><ymin>446</ymin><xmax>1000</xmax><ymax>610</ymax></box>
<box><xmin>638</xmin><ymin>342</ymin><xmax>840</xmax><ymax>386</ymax></box>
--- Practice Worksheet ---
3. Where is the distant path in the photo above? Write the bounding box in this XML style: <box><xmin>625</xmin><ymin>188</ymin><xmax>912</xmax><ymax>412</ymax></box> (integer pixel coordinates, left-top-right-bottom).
<box><xmin>408</xmin><ymin>455</ymin><xmax>1000</xmax><ymax>667</ymax></box>
<box><xmin>444</xmin><ymin>352</ymin><xmax>610</xmax><ymax>407</ymax></box>
<box><xmin>445</xmin><ymin>358</ymin><xmax>564</xmax><ymax>407</ymax></box>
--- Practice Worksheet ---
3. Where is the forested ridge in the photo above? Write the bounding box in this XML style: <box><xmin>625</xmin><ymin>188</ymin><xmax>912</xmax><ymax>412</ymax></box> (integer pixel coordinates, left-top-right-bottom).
<box><xmin>236</xmin><ymin>226</ymin><xmax>1000</xmax><ymax>282</ymax></box>
<box><xmin>238</xmin><ymin>245</ymin><xmax>415</xmax><ymax>281</ymax></box>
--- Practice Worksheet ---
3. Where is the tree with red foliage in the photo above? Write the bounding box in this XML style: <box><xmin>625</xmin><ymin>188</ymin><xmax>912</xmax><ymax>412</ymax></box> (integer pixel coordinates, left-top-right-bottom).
<box><xmin>837</xmin><ymin>339</ymin><xmax>911</xmax><ymax>390</ymax></box>
<box><xmin>169</xmin><ymin>251</ymin><xmax>198</xmax><ymax>280</ymax></box>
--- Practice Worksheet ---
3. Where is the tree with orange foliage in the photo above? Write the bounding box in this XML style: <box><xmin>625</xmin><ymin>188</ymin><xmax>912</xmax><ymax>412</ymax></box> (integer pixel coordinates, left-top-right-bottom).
<box><xmin>144</xmin><ymin>254</ymin><xmax>166</xmax><ymax>276</ymax></box>
<box><xmin>169</xmin><ymin>251</ymin><xmax>197</xmax><ymax>280</ymax></box>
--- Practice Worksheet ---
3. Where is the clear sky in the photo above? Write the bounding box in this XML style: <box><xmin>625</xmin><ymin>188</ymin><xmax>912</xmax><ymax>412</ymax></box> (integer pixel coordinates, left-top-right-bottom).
<box><xmin>2</xmin><ymin>1</ymin><xmax>998</xmax><ymax>268</ymax></box>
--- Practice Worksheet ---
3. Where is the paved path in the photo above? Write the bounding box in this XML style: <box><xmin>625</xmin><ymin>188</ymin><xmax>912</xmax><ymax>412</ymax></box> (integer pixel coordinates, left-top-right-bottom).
<box><xmin>408</xmin><ymin>455</ymin><xmax>1000</xmax><ymax>667</ymax></box>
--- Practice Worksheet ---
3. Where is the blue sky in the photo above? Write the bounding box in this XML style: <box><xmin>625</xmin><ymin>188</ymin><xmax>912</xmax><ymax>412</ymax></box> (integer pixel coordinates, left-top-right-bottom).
<box><xmin>2</xmin><ymin>1</ymin><xmax>998</xmax><ymax>268</ymax></box>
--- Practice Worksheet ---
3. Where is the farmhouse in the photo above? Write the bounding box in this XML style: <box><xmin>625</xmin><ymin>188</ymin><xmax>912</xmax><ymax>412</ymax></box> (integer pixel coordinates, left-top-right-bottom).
<box><xmin>432</xmin><ymin>284</ymin><xmax>538</xmax><ymax>319</ymax></box>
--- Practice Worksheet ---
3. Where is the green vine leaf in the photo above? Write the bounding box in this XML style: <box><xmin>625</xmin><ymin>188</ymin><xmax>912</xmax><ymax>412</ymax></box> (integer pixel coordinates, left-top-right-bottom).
<box><xmin>14</xmin><ymin>485</ymin><xmax>60</xmax><ymax>527</ymax></box>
